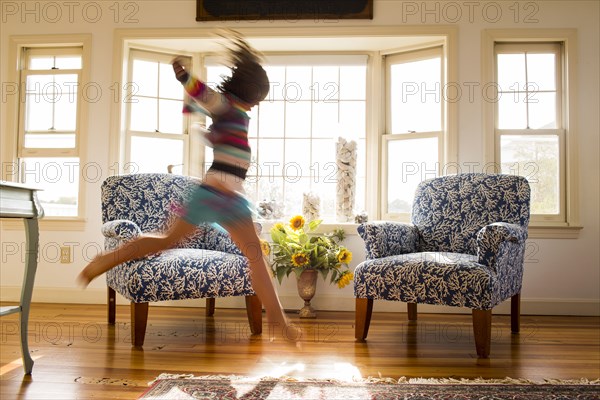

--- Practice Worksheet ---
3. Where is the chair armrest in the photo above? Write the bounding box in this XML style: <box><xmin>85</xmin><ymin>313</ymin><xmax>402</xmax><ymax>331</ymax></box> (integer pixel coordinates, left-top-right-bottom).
<box><xmin>477</xmin><ymin>222</ymin><xmax>528</xmax><ymax>268</ymax></box>
<box><xmin>358</xmin><ymin>221</ymin><xmax>420</xmax><ymax>259</ymax></box>
<box><xmin>101</xmin><ymin>220</ymin><xmax>142</xmax><ymax>241</ymax></box>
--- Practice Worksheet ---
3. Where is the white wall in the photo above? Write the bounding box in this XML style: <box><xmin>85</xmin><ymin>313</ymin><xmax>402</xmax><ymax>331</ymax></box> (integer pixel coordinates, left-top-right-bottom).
<box><xmin>1</xmin><ymin>0</ymin><xmax>598</xmax><ymax>315</ymax></box>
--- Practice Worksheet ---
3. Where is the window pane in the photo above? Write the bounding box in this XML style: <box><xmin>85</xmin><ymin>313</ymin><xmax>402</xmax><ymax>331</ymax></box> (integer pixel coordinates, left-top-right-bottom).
<box><xmin>25</xmin><ymin>94</ymin><xmax>53</xmax><ymax>131</ymax></box>
<box><xmin>257</xmin><ymin>138</ymin><xmax>284</xmax><ymax>171</ymax></box>
<box><xmin>284</xmin><ymin>138</ymin><xmax>311</xmax><ymax>178</ymax></box>
<box><xmin>340</xmin><ymin>101</ymin><xmax>365</xmax><ymax>140</ymax></box>
<box><xmin>256</xmin><ymin>177</ymin><xmax>284</xmax><ymax>216</ymax></box>
<box><xmin>313</xmin><ymin>67</ymin><xmax>339</xmax><ymax>102</ymax></box>
<box><xmin>265</xmin><ymin>66</ymin><xmax>286</xmax><ymax>101</ymax></box>
<box><xmin>285</xmin><ymin>101</ymin><xmax>311</xmax><ymax>137</ymax></box>
<box><xmin>130</xmin><ymin>97</ymin><xmax>157</xmax><ymax>132</ymax></box>
<box><xmin>54</xmin><ymin>74</ymin><xmax>79</xmax><ymax>117</ymax></box>
<box><xmin>55</xmin><ymin>56</ymin><xmax>82</xmax><ymax>69</ymax></box>
<box><xmin>356</xmin><ymin>138</ymin><xmax>366</xmax><ymax>178</ymax></box>
<box><xmin>340</xmin><ymin>66</ymin><xmax>366</xmax><ymax>100</ymax></box>
<box><xmin>284</xmin><ymin>177</ymin><xmax>311</xmax><ymax>216</ymax></box>
<box><xmin>132</xmin><ymin>59</ymin><xmax>158</xmax><ymax>97</ymax></box>
<box><xmin>28</xmin><ymin>57</ymin><xmax>54</xmax><ymax>70</ymax></box>
<box><xmin>243</xmin><ymin>178</ymin><xmax>258</xmax><ymax>202</ymax></box>
<box><xmin>21</xmin><ymin>157</ymin><xmax>79</xmax><ymax>217</ymax></box>
<box><xmin>25</xmin><ymin>75</ymin><xmax>53</xmax><ymax>131</ymax></box>
<box><xmin>354</xmin><ymin>138</ymin><xmax>367</xmax><ymax>216</ymax></box>
<box><xmin>390</xmin><ymin>57</ymin><xmax>441</xmax><ymax>133</ymax></box>
<box><xmin>498</xmin><ymin>92</ymin><xmax>527</xmax><ymax>129</ymax></box>
<box><xmin>159</xmin><ymin>62</ymin><xmax>184</xmax><ymax>100</ymax></box>
<box><xmin>26</xmin><ymin>74</ymin><xmax>54</xmax><ymax>92</ymax></box>
<box><xmin>130</xmin><ymin>136</ymin><xmax>183</xmax><ymax>173</ymax></box>
<box><xmin>53</xmin><ymin>74</ymin><xmax>78</xmax><ymax>90</ymax></box>
<box><xmin>311</xmin><ymin>179</ymin><xmax>336</xmax><ymax>220</ymax></box>
<box><xmin>354</xmin><ymin>174</ymin><xmax>366</xmax><ymax>215</ymax></box>
<box><xmin>312</xmin><ymin>101</ymin><xmax>339</xmax><ymax>138</ymax></box>
<box><xmin>497</xmin><ymin>53</ymin><xmax>526</xmax><ymax>91</ymax></box>
<box><xmin>158</xmin><ymin>99</ymin><xmax>184</xmax><ymax>134</ymax></box>
<box><xmin>258</xmin><ymin>101</ymin><xmax>284</xmax><ymax>137</ymax></box>
<box><xmin>24</xmin><ymin>134</ymin><xmax>76</xmax><ymax>148</ymax></box>
<box><xmin>527</xmin><ymin>53</ymin><xmax>556</xmax><ymax>91</ymax></box>
<box><xmin>501</xmin><ymin>135</ymin><xmax>559</xmax><ymax>214</ymax></box>
<box><xmin>387</xmin><ymin>137</ymin><xmax>438</xmax><ymax>213</ymax></box>
<box><xmin>528</xmin><ymin>92</ymin><xmax>557</xmax><ymax>129</ymax></box>
<box><xmin>206</xmin><ymin>66</ymin><xmax>229</xmax><ymax>88</ymax></box>
<box><xmin>311</xmin><ymin>139</ymin><xmax>335</xmax><ymax>172</ymax></box>
<box><xmin>54</xmin><ymin>94</ymin><xmax>78</xmax><ymax>131</ymax></box>
<box><xmin>285</xmin><ymin>66</ymin><xmax>311</xmax><ymax>101</ymax></box>
<box><xmin>247</xmin><ymin>108</ymin><xmax>259</xmax><ymax>137</ymax></box>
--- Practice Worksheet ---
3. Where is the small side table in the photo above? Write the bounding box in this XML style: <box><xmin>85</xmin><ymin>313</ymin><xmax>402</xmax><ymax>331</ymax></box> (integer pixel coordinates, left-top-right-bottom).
<box><xmin>0</xmin><ymin>181</ymin><xmax>44</xmax><ymax>374</ymax></box>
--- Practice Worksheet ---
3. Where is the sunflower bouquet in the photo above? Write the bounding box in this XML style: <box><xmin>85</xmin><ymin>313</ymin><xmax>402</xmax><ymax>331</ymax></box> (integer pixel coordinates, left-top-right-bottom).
<box><xmin>265</xmin><ymin>215</ymin><xmax>354</xmax><ymax>289</ymax></box>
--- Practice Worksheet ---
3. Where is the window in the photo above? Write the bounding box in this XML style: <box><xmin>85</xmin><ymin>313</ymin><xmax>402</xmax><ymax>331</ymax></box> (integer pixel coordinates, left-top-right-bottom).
<box><xmin>383</xmin><ymin>47</ymin><xmax>444</xmax><ymax>219</ymax></box>
<box><xmin>483</xmin><ymin>29</ymin><xmax>579</xmax><ymax>236</ymax></box>
<box><xmin>125</xmin><ymin>50</ymin><xmax>188</xmax><ymax>174</ymax></box>
<box><xmin>206</xmin><ymin>55</ymin><xmax>368</xmax><ymax>221</ymax></box>
<box><xmin>495</xmin><ymin>42</ymin><xmax>564</xmax><ymax>222</ymax></box>
<box><xmin>17</xmin><ymin>47</ymin><xmax>84</xmax><ymax>217</ymax></box>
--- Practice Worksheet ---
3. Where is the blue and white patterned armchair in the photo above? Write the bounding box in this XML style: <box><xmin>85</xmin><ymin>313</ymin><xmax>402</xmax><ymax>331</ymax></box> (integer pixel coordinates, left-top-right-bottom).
<box><xmin>354</xmin><ymin>174</ymin><xmax>530</xmax><ymax>358</ymax></box>
<box><xmin>101</xmin><ymin>173</ymin><xmax>262</xmax><ymax>347</ymax></box>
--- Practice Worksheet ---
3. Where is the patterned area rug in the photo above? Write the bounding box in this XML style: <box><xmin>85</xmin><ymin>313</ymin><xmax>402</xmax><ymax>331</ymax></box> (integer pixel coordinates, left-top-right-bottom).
<box><xmin>140</xmin><ymin>375</ymin><xmax>600</xmax><ymax>399</ymax></box>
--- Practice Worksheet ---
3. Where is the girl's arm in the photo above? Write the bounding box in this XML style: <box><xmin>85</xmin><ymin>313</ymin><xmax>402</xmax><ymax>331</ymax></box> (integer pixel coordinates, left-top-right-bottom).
<box><xmin>172</xmin><ymin>57</ymin><xmax>229</xmax><ymax>116</ymax></box>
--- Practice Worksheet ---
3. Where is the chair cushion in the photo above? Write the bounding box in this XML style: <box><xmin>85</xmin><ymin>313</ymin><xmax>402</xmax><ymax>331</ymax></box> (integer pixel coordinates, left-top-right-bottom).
<box><xmin>354</xmin><ymin>252</ymin><xmax>499</xmax><ymax>309</ymax></box>
<box><xmin>106</xmin><ymin>249</ymin><xmax>254</xmax><ymax>303</ymax></box>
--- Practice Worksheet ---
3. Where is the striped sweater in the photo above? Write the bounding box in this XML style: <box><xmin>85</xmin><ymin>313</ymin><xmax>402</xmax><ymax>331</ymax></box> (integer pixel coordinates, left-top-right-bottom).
<box><xmin>180</xmin><ymin>73</ymin><xmax>251</xmax><ymax>180</ymax></box>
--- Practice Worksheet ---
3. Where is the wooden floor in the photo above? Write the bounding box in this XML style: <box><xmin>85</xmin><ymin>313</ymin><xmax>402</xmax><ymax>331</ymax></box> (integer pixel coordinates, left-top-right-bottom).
<box><xmin>1</xmin><ymin>303</ymin><xmax>599</xmax><ymax>399</ymax></box>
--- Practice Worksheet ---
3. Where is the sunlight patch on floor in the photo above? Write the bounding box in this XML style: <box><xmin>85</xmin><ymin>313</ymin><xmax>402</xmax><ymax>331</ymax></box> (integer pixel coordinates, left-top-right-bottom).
<box><xmin>0</xmin><ymin>355</ymin><xmax>42</xmax><ymax>376</ymax></box>
<box><xmin>255</xmin><ymin>361</ymin><xmax>306</xmax><ymax>379</ymax></box>
<box><xmin>251</xmin><ymin>359</ymin><xmax>362</xmax><ymax>382</ymax></box>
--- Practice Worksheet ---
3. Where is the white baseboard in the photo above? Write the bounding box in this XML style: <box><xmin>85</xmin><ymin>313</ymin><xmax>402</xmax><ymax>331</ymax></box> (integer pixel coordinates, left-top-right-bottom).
<box><xmin>1</xmin><ymin>286</ymin><xmax>599</xmax><ymax>316</ymax></box>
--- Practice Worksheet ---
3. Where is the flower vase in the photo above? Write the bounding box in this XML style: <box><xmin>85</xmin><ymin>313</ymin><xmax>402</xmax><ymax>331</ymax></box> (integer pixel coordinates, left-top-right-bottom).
<box><xmin>296</xmin><ymin>269</ymin><xmax>318</xmax><ymax>318</ymax></box>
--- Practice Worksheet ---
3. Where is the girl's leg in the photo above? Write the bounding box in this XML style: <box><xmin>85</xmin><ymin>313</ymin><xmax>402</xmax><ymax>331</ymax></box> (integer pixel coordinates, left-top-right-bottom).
<box><xmin>78</xmin><ymin>218</ymin><xmax>198</xmax><ymax>286</ymax></box>
<box><xmin>223</xmin><ymin>217</ymin><xmax>301</xmax><ymax>342</ymax></box>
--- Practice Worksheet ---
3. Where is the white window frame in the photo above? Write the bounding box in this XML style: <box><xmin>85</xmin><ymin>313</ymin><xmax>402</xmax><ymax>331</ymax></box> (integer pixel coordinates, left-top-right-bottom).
<box><xmin>482</xmin><ymin>29</ymin><xmax>581</xmax><ymax>238</ymax></box>
<box><xmin>495</xmin><ymin>42</ymin><xmax>564</xmax><ymax>223</ymax></box>
<box><xmin>3</xmin><ymin>35</ymin><xmax>91</xmax><ymax>229</ymax></box>
<box><xmin>124</xmin><ymin>49</ymin><xmax>190</xmax><ymax>175</ymax></box>
<box><xmin>381</xmin><ymin>46</ymin><xmax>447</xmax><ymax>221</ymax></box>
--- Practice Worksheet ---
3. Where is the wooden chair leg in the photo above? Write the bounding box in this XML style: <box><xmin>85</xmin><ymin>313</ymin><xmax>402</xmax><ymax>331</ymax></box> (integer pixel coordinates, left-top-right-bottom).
<box><xmin>131</xmin><ymin>302</ymin><xmax>149</xmax><ymax>347</ymax></box>
<box><xmin>511</xmin><ymin>293</ymin><xmax>521</xmax><ymax>333</ymax></box>
<box><xmin>407</xmin><ymin>303</ymin><xmax>417</xmax><ymax>321</ymax></box>
<box><xmin>245</xmin><ymin>295</ymin><xmax>263</xmax><ymax>335</ymax></box>
<box><xmin>472</xmin><ymin>309</ymin><xmax>492</xmax><ymax>358</ymax></box>
<box><xmin>206</xmin><ymin>298</ymin><xmax>215</xmax><ymax>317</ymax></box>
<box><xmin>355</xmin><ymin>298</ymin><xmax>373</xmax><ymax>341</ymax></box>
<box><xmin>107</xmin><ymin>286</ymin><xmax>116</xmax><ymax>325</ymax></box>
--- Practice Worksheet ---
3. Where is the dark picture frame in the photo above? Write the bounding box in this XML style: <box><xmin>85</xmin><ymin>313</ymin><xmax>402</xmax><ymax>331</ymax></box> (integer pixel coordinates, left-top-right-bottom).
<box><xmin>196</xmin><ymin>0</ymin><xmax>373</xmax><ymax>21</ymax></box>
